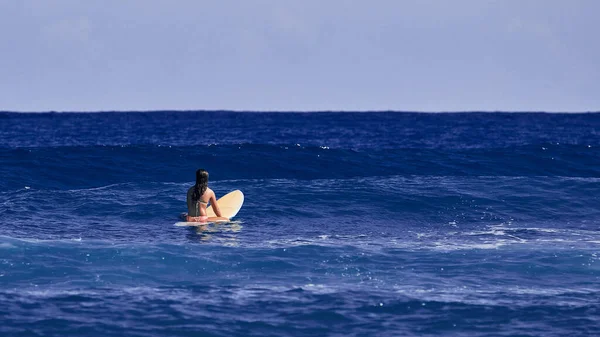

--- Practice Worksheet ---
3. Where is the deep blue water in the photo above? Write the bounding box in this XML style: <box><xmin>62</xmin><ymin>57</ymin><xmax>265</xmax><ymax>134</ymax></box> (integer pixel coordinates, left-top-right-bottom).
<box><xmin>1</xmin><ymin>111</ymin><xmax>599</xmax><ymax>337</ymax></box>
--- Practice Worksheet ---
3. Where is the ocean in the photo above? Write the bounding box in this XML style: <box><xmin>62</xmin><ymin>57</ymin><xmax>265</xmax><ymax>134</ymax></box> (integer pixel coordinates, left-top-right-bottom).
<box><xmin>0</xmin><ymin>111</ymin><xmax>599</xmax><ymax>336</ymax></box>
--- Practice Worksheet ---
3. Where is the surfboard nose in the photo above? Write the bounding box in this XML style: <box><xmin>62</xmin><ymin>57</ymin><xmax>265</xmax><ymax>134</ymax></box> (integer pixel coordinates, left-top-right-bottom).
<box><xmin>206</xmin><ymin>190</ymin><xmax>244</xmax><ymax>218</ymax></box>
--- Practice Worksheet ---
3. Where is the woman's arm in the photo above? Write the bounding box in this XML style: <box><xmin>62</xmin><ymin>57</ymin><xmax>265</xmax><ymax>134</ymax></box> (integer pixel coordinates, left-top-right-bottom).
<box><xmin>210</xmin><ymin>190</ymin><xmax>224</xmax><ymax>218</ymax></box>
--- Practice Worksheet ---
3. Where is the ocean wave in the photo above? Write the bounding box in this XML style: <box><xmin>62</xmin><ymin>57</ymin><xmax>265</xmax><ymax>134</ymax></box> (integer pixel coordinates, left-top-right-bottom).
<box><xmin>1</xmin><ymin>143</ymin><xmax>600</xmax><ymax>192</ymax></box>
<box><xmin>3</xmin><ymin>112</ymin><xmax>600</xmax><ymax>336</ymax></box>
<box><xmin>1</xmin><ymin>175</ymin><xmax>600</xmax><ymax>246</ymax></box>
<box><xmin>1</xmin><ymin>284</ymin><xmax>598</xmax><ymax>336</ymax></box>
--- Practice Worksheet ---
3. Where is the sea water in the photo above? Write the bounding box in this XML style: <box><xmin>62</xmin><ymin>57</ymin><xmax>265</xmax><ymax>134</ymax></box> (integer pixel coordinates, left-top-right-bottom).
<box><xmin>0</xmin><ymin>111</ymin><xmax>599</xmax><ymax>336</ymax></box>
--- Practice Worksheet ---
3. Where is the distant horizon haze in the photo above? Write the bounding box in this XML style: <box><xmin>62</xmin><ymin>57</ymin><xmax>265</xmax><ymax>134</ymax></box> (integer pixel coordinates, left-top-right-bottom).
<box><xmin>3</xmin><ymin>110</ymin><xmax>600</xmax><ymax>114</ymax></box>
<box><xmin>1</xmin><ymin>0</ymin><xmax>598</xmax><ymax>112</ymax></box>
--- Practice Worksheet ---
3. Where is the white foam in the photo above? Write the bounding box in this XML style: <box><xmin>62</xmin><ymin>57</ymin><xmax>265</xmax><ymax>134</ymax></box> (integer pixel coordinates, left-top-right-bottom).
<box><xmin>0</xmin><ymin>242</ymin><xmax>16</xmax><ymax>249</ymax></box>
<box><xmin>431</xmin><ymin>241</ymin><xmax>508</xmax><ymax>251</ymax></box>
<box><xmin>392</xmin><ymin>284</ymin><xmax>600</xmax><ymax>307</ymax></box>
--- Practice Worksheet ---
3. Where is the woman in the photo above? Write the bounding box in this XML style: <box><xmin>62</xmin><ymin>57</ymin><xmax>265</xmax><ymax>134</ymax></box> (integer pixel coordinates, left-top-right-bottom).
<box><xmin>186</xmin><ymin>169</ymin><xmax>228</xmax><ymax>222</ymax></box>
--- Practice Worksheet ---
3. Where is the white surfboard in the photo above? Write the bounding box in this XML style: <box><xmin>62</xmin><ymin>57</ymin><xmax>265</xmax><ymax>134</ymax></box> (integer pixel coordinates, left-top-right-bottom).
<box><xmin>206</xmin><ymin>190</ymin><xmax>244</xmax><ymax>218</ymax></box>
<box><xmin>175</xmin><ymin>190</ymin><xmax>244</xmax><ymax>226</ymax></box>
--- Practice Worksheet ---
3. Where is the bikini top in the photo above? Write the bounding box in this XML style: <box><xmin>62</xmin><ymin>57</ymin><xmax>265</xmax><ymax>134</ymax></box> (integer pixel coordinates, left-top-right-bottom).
<box><xmin>196</xmin><ymin>199</ymin><xmax>208</xmax><ymax>215</ymax></box>
<box><xmin>187</xmin><ymin>186</ymin><xmax>209</xmax><ymax>216</ymax></box>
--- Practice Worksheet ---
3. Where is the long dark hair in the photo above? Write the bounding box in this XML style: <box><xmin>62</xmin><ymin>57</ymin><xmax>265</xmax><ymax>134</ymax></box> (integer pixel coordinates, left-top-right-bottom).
<box><xmin>192</xmin><ymin>169</ymin><xmax>209</xmax><ymax>204</ymax></box>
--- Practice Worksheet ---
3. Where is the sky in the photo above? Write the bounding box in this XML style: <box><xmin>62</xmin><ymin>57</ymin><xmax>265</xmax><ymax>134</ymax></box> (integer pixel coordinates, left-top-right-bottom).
<box><xmin>0</xmin><ymin>0</ymin><xmax>598</xmax><ymax>112</ymax></box>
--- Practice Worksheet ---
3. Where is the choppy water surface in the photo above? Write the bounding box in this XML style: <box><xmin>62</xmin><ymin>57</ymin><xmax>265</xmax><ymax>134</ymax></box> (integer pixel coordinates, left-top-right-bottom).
<box><xmin>1</xmin><ymin>111</ymin><xmax>599</xmax><ymax>336</ymax></box>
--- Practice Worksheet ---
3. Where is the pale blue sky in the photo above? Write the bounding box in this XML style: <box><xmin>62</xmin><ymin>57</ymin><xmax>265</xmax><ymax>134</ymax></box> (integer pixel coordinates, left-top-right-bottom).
<box><xmin>1</xmin><ymin>0</ymin><xmax>598</xmax><ymax>112</ymax></box>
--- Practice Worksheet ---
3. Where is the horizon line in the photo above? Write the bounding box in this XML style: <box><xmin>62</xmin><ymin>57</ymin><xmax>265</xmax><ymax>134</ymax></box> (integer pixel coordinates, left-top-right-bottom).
<box><xmin>2</xmin><ymin>109</ymin><xmax>600</xmax><ymax>114</ymax></box>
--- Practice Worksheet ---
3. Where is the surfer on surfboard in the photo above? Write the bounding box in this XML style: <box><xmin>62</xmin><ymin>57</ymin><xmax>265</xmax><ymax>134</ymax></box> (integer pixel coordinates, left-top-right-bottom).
<box><xmin>186</xmin><ymin>169</ymin><xmax>229</xmax><ymax>222</ymax></box>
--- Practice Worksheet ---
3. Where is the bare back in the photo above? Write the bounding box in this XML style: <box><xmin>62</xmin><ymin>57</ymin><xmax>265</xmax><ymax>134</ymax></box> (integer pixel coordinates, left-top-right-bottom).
<box><xmin>186</xmin><ymin>187</ymin><xmax>221</xmax><ymax>217</ymax></box>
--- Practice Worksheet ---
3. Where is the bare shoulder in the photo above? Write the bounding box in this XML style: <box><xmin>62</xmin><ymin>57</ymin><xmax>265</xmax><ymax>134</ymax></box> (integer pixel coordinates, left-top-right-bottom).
<box><xmin>206</xmin><ymin>188</ymin><xmax>216</xmax><ymax>197</ymax></box>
